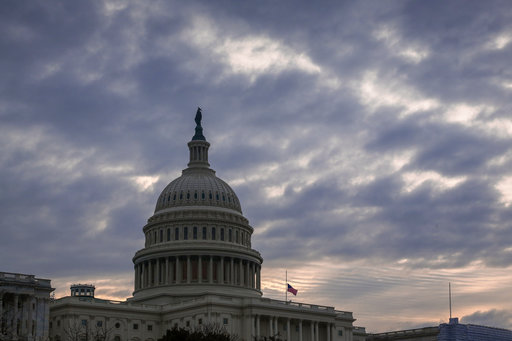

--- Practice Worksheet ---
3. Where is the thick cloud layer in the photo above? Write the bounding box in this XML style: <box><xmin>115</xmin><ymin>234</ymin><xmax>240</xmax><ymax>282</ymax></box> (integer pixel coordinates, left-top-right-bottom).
<box><xmin>1</xmin><ymin>0</ymin><xmax>512</xmax><ymax>333</ymax></box>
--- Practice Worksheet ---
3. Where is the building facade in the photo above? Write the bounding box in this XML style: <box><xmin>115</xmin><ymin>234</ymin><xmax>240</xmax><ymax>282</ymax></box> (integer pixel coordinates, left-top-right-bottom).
<box><xmin>0</xmin><ymin>271</ymin><xmax>55</xmax><ymax>341</ymax></box>
<box><xmin>366</xmin><ymin>318</ymin><xmax>512</xmax><ymax>341</ymax></box>
<box><xmin>49</xmin><ymin>111</ymin><xmax>367</xmax><ymax>341</ymax></box>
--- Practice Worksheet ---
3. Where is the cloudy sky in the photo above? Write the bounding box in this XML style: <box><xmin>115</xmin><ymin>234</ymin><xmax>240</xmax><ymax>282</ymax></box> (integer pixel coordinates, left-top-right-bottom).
<box><xmin>2</xmin><ymin>0</ymin><xmax>512</xmax><ymax>333</ymax></box>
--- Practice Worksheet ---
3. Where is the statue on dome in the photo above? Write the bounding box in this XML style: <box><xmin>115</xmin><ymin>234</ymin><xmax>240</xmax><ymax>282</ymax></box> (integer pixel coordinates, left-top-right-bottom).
<box><xmin>192</xmin><ymin>107</ymin><xmax>206</xmax><ymax>141</ymax></box>
<box><xmin>195</xmin><ymin>107</ymin><xmax>202</xmax><ymax>127</ymax></box>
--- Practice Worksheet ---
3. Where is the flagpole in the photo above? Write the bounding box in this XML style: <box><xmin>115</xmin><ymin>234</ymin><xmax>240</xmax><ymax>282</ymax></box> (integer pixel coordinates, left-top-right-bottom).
<box><xmin>286</xmin><ymin>270</ymin><xmax>288</xmax><ymax>302</ymax></box>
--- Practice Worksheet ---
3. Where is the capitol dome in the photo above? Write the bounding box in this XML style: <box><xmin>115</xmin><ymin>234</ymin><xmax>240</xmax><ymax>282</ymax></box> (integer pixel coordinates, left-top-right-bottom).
<box><xmin>155</xmin><ymin>166</ymin><xmax>242</xmax><ymax>214</ymax></box>
<box><xmin>131</xmin><ymin>108</ymin><xmax>262</xmax><ymax>303</ymax></box>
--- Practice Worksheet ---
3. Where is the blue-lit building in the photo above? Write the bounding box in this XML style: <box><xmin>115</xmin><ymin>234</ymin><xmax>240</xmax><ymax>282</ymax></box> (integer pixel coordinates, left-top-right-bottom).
<box><xmin>367</xmin><ymin>317</ymin><xmax>512</xmax><ymax>341</ymax></box>
<box><xmin>438</xmin><ymin>318</ymin><xmax>512</xmax><ymax>341</ymax></box>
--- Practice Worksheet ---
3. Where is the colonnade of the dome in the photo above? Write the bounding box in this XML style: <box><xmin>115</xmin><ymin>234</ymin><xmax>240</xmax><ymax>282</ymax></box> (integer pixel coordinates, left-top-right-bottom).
<box><xmin>134</xmin><ymin>255</ymin><xmax>261</xmax><ymax>292</ymax></box>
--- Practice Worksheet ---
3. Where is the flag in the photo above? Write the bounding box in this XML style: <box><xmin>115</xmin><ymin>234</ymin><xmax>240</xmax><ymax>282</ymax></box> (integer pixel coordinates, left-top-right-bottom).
<box><xmin>287</xmin><ymin>283</ymin><xmax>298</xmax><ymax>296</ymax></box>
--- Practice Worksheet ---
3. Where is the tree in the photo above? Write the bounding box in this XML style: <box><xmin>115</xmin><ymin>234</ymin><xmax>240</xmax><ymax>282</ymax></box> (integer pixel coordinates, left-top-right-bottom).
<box><xmin>157</xmin><ymin>324</ymin><xmax>239</xmax><ymax>341</ymax></box>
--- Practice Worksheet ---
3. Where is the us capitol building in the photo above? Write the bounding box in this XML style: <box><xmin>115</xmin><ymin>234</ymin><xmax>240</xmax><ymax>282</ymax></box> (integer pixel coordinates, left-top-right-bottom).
<box><xmin>47</xmin><ymin>110</ymin><xmax>367</xmax><ymax>341</ymax></box>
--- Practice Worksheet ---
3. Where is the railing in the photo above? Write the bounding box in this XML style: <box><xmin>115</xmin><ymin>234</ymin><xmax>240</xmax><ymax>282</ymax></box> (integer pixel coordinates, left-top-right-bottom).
<box><xmin>257</xmin><ymin>297</ymin><xmax>337</xmax><ymax>313</ymax></box>
<box><xmin>0</xmin><ymin>272</ymin><xmax>52</xmax><ymax>287</ymax></box>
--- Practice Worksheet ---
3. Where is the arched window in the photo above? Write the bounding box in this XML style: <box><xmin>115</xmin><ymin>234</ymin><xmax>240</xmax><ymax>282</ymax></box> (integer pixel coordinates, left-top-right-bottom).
<box><xmin>202</xmin><ymin>191</ymin><xmax>205</xmax><ymax>200</ymax></box>
<box><xmin>193</xmin><ymin>227</ymin><xmax>198</xmax><ymax>240</ymax></box>
<box><xmin>180</xmin><ymin>192</ymin><xmax>183</xmax><ymax>200</ymax></box>
<box><xmin>187</xmin><ymin>192</ymin><xmax>190</xmax><ymax>200</ymax></box>
<box><xmin>173</xmin><ymin>193</ymin><xmax>176</xmax><ymax>200</ymax></box>
<box><xmin>167</xmin><ymin>228</ymin><xmax>170</xmax><ymax>241</ymax></box>
<box><xmin>160</xmin><ymin>230</ymin><xmax>163</xmax><ymax>243</ymax></box>
<box><xmin>211</xmin><ymin>227</ymin><xmax>216</xmax><ymax>240</ymax></box>
<box><xmin>209</xmin><ymin>192</ymin><xmax>213</xmax><ymax>199</ymax></box>
<box><xmin>202</xmin><ymin>227</ymin><xmax>207</xmax><ymax>239</ymax></box>
<box><xmin>194</xmin><ymin>192</ymin><xmax>198</xmax><ymax>199</ymax></box>
<box><xmin>184</xmin><ymin>227</ymin><xmax>188</xmax><ymax>240</ymax></box>
<box><xmin>220</xmin><ymin>228</ymin><xmax>225</xmax><ymax>241</ymax></box>
<box><xmin>229</xmin><ymin>229</ymin><xmax>232</xmax><ymax>242</ymax></box>
<box><xmin>175</xmin><ymin>227</ymin><xmax>179</xmax><ymax>240</ymax></box>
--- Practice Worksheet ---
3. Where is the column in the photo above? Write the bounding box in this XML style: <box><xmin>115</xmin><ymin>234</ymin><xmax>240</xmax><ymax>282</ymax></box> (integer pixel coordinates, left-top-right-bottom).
<box><xmin>246</xmin><ymin>261</ymin><xmax>250</xmax><ymax>288</ymax></box>
<box><xmin>287</xmin><ymin>318</ymin><xmax>291</xmax><ymax>341</ymax></box>
<box><xmin>209</xmin><ymin>256</ymin><xmax>213</xmax><ymax>284</ymax></box>
<box><xmin>170</xmin><ymin>257</ymin><xmax>175</xmax><ymax>283</ymax></box>
<box><xmin>198</xmin><ymin>256</ymin><xmax>202</xmax><ymax>283</ymax></box>
<box><xmin>142</xmin><ymin>262</ymin><xmax>146</xmax><ymax>288</ymax></box>
<box><xmin>220</xmin><ymin>257</ymin><xmax>225</xmax><ymax>284</ymax></box>
<box><xmin>187</xmin><ymin>256</ymin><xmax>191</xmax><ymax>284</ymax></box>
<box><xmin>256</xmin><ymin>315</ymin><xmax>261</xmax><ymax>339</ymax></box>
<box><xmin>269</xmin><ymin>316</ymin><xmax>273</xmax><ymax>338</ymax></box>
<box><xmin>327</xmin><ymin>323</ymin><xmax>331</xmax><ymax>341</ymax></box>
<box><xmin>156</xmin><ymin>258</ymin><xmax>161</xmax><ymax>284</ymax></box>
<box><xmin>239</xmin><ymin>260</ymin><xmax>244</xmax><ymax>286</ymax></box>
<box><xmin>256</xmin><ymin>265</ymin><xmax>261</xmax><ymax>290</ymax></box>
<box><xmin>28</xmin><ymin>296</ymin><xmax>33</xmax><ymax>337</ymax></box>
<box><xmin>230</xmin><ymin>258</ymin><xmax>234</xmax><ymax>285</ymax></box>
<box><xmin>166</xmin><ymin>257</ymin><xmax>170</xmax><ymax>284</ymax></box>
<box><xmin>134</xmin><ymin>265</ymin><xmax>139</xmax><ymax>290</ymax></box>
<box><xmin>298</xmin><ymin>320</ymin><xmax>303</xmax><ymax>341</ymax></box>
<box><xmin>42</xmin><ymin>298</ymin><xmax>50</xmax><ymax>341</ymax></box>
<box><xmin>13</xmin><ymin>294</ymin><xmax>18</xmax><ymax>338</ymax></box>
<box><xmin>177</xmin><ymin>257</ymin><xmax>182</xmax><ymax>283</ymax></box>
<box><xmin>149</xmin><ymin>260</ymin><xmax>153</xmax><ymax>286</ymax></box>
<box><xmin>310</xmin><ymin>321</ymin><xmax>314</xmax><ymax>341</ymax></box>
<box><xmin>0</xmin><ymin>293</ymin><xmax>3</xmax><ymax>323</ymax></box>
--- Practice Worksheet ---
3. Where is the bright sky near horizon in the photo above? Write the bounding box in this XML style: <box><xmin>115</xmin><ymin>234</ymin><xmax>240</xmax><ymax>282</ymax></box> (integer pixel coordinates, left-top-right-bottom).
<box><xmin>1</xmin><ymin>0</ymin><xmax>512</xmax><ymax>333</ymax></box>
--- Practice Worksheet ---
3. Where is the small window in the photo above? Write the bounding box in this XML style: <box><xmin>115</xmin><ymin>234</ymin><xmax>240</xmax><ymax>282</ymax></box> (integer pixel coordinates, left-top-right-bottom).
<box><xmin>216</xmin><ymin>193</ymin><xmax>219</xmax><ymax>200</ymax></box>
<box><xmin>295</xmin><ymin>326</ymin><xmax>299</xmax><ymax>332</ymax></box>
<box><xmin>148</xmin><ymin>325</ymin><xmax>153</xmax><ymax>331</ymax></box>
<box><xmin>202</xmin><ymin>227</ymin><xmax>207</xmax><ymax>240</ymax></box>
<box><xmin>114</xmin><ymin>336</ymin><xmax>121</xmax><ymax>341</ymax></box>
<box><xmin>187</xmin><ymin>192</ymin><xmax>190</xmax><ymax>199</ymax></box>
<box><xmin>194</xmin><ymin>192</ymin><xmax>198</xmax><ymax>199</ymax></box>
<box><xmin>133</xmin><ymin>323</ymin><xmax>138</xmax><ymax>330</ymax></box>
<box><xmin>229</xmin><ymin>229</ymin><xmax>232</xmax><ymax>242</ymax></box>
<box><xmin>201</xmin><ymin>192</ymin><xmax>205</xmax><ymax>200</ymax></box>
<box><xmin>180</xmin><ymin>192</ymin><xmax>183</xmax><ymax>199</ymax></box>
<box><xmin>96</xmin><ymin>321</ymin><xmax>102</xmax><ymax>327</ymax></box>
<box><xmin>167</xmin><ymin>194</ymin><xmax>170</xmax><ymax>202</ymax></box>
<box><xmin>198</xmin><ymin>318</ymin><xmax>203</xmax><ymax>325</ymax></box>
<box><xmin>81</xmin><ymin>320</ymin><xmax>87</xmax><ymax>326</ymax></box>
<box><xmin>222</xmin><ymin>194</ymin><xmax>225</xmax><ymax>201</ymax></box>
<box><xmin>220</xmin><ymin>228</ymin><xmax>225</xmax><ymax>241</ymax></box>
<box><xmin>184</xmin><ymin>227</ymin><xmax>188</xmax><ymax>240</ymax></box>
<box><xmin>173</xmin><ymin>193</ymin><xmax>176</xmax><ymax>200</ymax></box>
<box><xmin>167</xmin><ymin>228</ymin><xmax>171</xmax><ymax>241</ymax></box>
<box><xmin>236</xmin><ymin>230</ymin><xmax>239</xmax><ymax>243</ymax></box>
<box><xmin>193</xmin><ymin>227</ymin><xmax>197</xmax><ymax>240</ymax></box>
<box><xmin>186</xmin><ymin>321</ymin><xmax>190</xmax><ymax>327</ymax></box>
<box><xmin>160</xmin><ymin>230</ymin><xmax>163</xmax><ymax>242</ymax></box>
<box><xmin>49</xmin><ymin>322</ymin><xmax>53</xmax><ymax>329</ymax></box>
<box><xmin>57</xmin><ymin>320</ymin><xmax>60</xmax><ymax>327</ymax></box>
<box><xmin>338</xmin><ymin>330</ymin><xmax>343</xmax><ymax>336</ymax></box>
<box><xmin>115</xmin><ymin>322</ymin><xmax>120</xmax><ymax>329</ymax></box>
<box><xmin>223</xmin><ymin>318</ymin><xmax>228</xmax><ymax>325</ymax></box>
<box><xmin>209</xmin><ymin>192</ymin><xmax>212</xmax><ymax>199</ymax></box>
<box><xmin>212</xmin><ymin>227</ymin><xmax>216</xmax><ymax>240</ymax></box>
<box><xmin>175</xmin><ymin>227</ymin><xmax>179</xmax><ymax>240</ymax></box>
